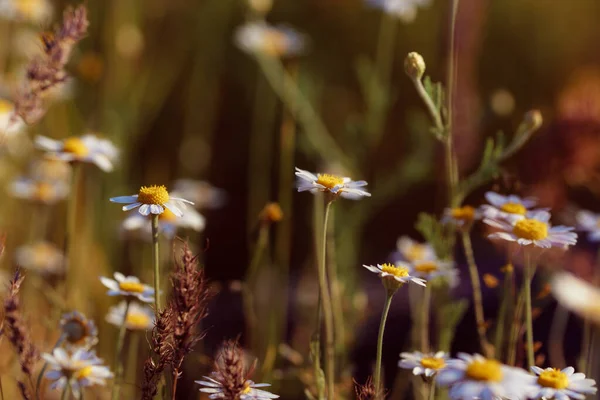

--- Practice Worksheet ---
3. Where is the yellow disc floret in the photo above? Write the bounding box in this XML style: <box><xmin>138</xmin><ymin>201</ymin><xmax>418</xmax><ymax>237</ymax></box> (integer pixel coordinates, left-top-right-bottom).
<box><xmin>62</xmin><ymin>137</ymin><xmax>89</xmax><ymax>157</ymax></box>
<box><xmin>262</xmin><ymin>30</ymin><xmax>288</xmax><ymax>56</ymax></box>
<box><xmin>405</xmin><ymin>244</ymin><xmax>426</xmax><ymax>262</ymax></box>
<box><xmin>0</xmin><ymin>99</ymin><xmax>13</xmax><ymax>114</ymax></box>
<box><xmin>537</xmin><ymin>369</ymin><xmax>569</xmax><ymax>389</ymax></box>
<box><xmin>414</xmin><ymin>262</ymin><xmax>438</xmax><ymax>274</ymax></box>
<box><xmin>316</xmin><ymin>174</ymin><xmax>345</xmax><ymax>190</ymax></box>
<box><xmin>513</xmin><ymin>219</ymin><xmax>549</xmax><ymax>241</ymax></box>
<box><xmin>421</xmin><ymin>357</ymin><xmax>445</xmax><ymax>370</ymax></box>
<box><xmin>451</xmin><ymin>206</ymin><xmax>476</xmax><ymax>222</ymax></box>
<box><xmin>241</xmin><ymin>383</ymin><xmax>252</xmax><ymax>395</ymax></box>
<box><xmin>74</xmin><ymin>366</ymin><xmax>94</xmax><ymax>380</ymax></box>
<box><xmin>465</xmin><ymin>359</ymin><xmax>503</xmax><ymax>382</ymax></box>
<box><xmin>381</xmin><ymin>263</ymin><xmax>410</xmax><ymax>278</ymax></box>
<box><xmin>159</xmin><ymin>208</ymin><xmax>178</xmax><ymax>222</ymax></box>
<box><xmin>126</xmin><ymin>312</ymin><xmax>151</xmax><ymax>329</ymax></box>
<box><xmin>138</xmin><ymin>185</ymin><xmax>170</xmax><ymax>205</ymax></box>
<box><xmin>501</xmin><ymin>202</ymin><xmax>527</xmax><ymax>215</ymax></box>
<box><xmin>119</xmin><ymin>281</ymin><xmax>145</xmax><ymax>293</ymax></box>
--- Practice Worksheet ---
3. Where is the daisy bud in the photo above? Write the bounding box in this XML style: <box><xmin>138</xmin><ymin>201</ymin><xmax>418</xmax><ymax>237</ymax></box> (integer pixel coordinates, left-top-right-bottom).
<box><xmin>404</xmin><ymin>52</ymin><xmax>426</xmax><ymax>80</ymax></box>
<box><xmin>260</xmin><ymin>202</ymin><xmax>283</xmax><ymax>224</ymax></box>
<box><xmin>524</xmin><ymin>109</ymin><xmax>542</xmax><ymax>131</ymax></box>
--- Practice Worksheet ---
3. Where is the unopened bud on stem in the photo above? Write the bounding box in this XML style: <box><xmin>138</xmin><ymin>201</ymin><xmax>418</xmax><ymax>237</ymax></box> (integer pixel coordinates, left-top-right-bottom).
<box><xmin>404</xmin><ymin>52</ymin><xmax>426</xmax><ymax>80</ymax></box>
<box><xmin>524</xmin><ymin>109</ymin><xmax>542</xmax><ymax>131</ymax></box>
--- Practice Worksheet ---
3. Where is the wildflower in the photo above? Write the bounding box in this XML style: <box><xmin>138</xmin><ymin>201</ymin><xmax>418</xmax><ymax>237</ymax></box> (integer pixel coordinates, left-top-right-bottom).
<box><xmin>484</xmin><ymin>210</ymin><xmax>577</xmax><ymax>249</ymax></box>
<box><xmin>365</xmin><ymin>0</ymin><xmax>432</xmax><ymax>23</ymax></box>
<box><xmin>43</xmin><ymin>348</ymin><xmax>113</xmax><ymax>396</ymax></box>
<box><xmin>408</xmin><ymin>257</ymin><xmax>459</xmax><ymax>288</ymax></box>
<box><xmin>235</xmin><ymin>21</ymin><xmax>306</xmax><ymax>58</ymax></box>
<box><xmin>528</xmin><ymin>366</ymin><xmax>597</xmax><ymax>400</ymax></box>
<box><xmin>442</xmin><ymin>205</ymin><xmax>481</xmax><ymax>228</ymax></box>
<box><xmin>404</xmin><ymin>52</ymin><xmax>426</xmax><ymax>80</ymax></box>
<box><xmin>399</xmin><ymin>351</ymin><xmax>447</xmax><ymax>378</ymax></box>
<box><xmin>363</xmin><ymin>263</ymin><xmax>426</xmax><ymax>293</ymax></box>
<box><xmin>552</xmin><ymin>272</ymin><xmax>600</xmax><ymax>325</ymax></box>
<box><xmin>480</xmin><ymin>191</ymin><xmax>539</xmax><ymax>220</ymax></box>
<box><xmin>396</xmin><ymin>236</ymin><xmax>435</xmax><ymax>263</ymax></box>
<box><xmin>575</xmin><ymin>210</ymin><xmax>600</xmax><ymax>242</ymax></box>
<box><xmin>0</xmin><ymin>0</ymin><xmax>53</xmax><ymax>23</ymax></box>
<box><xmin>173</xmin><ymin>179</ymin><xmax>226</xmax><ymax>209</ymax></box>
<box><xmin>436</xmin><ymin>353</ymin><xmax>532</xmax><ymax>400</ymax></box>
<box><xmin>110</xmin><ymin>185</ymin><xmax>194</xmax><ymax>216</ymax></box>
<box><xmin>259</xmin><ymin>202</ymin><xmax>283</xmax><ymax>224</ymax></box>
<box><xmin>0</xmin><ymin>98</ymin><xmax>25</xmax><ymax>136</ymax></box>
<box><xmin>15</xmin><ymin>241</ymin><xmax>65</xmax><ymax>275</ymax></box>
<box><xmin>196</xmin><ymin>375</ymin><xmax>279</xmax><ymax>399</ymax></box>
<box><xmin>35</xmin><ymin>134</ymin><xmax>118</xmax><ymax>172</ymax></box>
<box><xmin>121</xmin><ymin>203</ymin><xmax>205</xmax><ymax>239</ymax></box>
<box><xmin>106</xmin><ymin>301</ymin><xmax>154</xmax><ymax>331</ymax></box>
<box><xmin>9</xmin><ymin>176</ymin><xmax>69</xmax><ymax>204</ymax></box>
<box><xmin>100</xmin><ymin>272</ymin><xmax>154</xmax><ymax>303</ymax></box>
<box><xmin>295</xmin><ymin>167</ymin><xmax>371</xmax><ymax>200</ymax></box>
<box><xmin>59</xmin><ymin>311</ymin><xmax>98</xmax><ymax>349</ymax></box>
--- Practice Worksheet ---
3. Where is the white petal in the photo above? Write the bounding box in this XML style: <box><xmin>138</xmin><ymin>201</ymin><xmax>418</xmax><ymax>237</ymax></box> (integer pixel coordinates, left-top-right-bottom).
<box><xmin>139</xmin><ymin>204</ymin><xmax>151</xmax><ymax>216</ymax></box>
<box><xmin>110</xmin><ymin>195</ymin><xmax>138</xmax><ymax>203</ymax></box>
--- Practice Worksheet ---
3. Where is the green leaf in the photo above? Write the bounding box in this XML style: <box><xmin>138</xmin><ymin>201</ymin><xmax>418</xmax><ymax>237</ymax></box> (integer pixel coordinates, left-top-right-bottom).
<box><xmin>415</xmin><ymin>212</ymin><xmax>453</xmax><ymax>260</ymax></box>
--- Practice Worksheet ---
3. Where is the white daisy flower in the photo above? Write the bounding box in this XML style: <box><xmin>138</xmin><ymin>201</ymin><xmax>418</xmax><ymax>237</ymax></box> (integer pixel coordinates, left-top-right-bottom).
<box><xmin>120</xmin><ymin>197</ymin><xmax>206</xmax><ymax>239</ymax></box>
<box><xmin>0</xmin><ymin>0</ymin><xmax>53</xmax><ymax>24</ymax></box>
<box><xmin>59</xmin><ymin>311</ymin><xmax>98</xmax><ymax>349</ymax></box>
<box><xmin>100</xmin><ymin>272</ymin><xmax>154</xmax><ymax>303</ymax></box>
<box><xmin>0</xmin><ymin>98</ymin><xmax>25</xmax><ymax>137</ymax></box>
<box><xmin>575</xmin><ymin>210</ymin><xmax>600</xmax><ymax>242</ymax></box>
<box><xmin>551</xmin><ymin>272</ymin><xmax>600</xmax><ymax>325</ymax></box>
<box><xmin>15</xmin><ymin>241</ymin><xmax>65</xmax><ymax>275</ymax></box>
<box><xmin>399</xmin><ymin>351</ymin><xmax>448</xmax><ymax>378</ymax></box>
<box><xmin>295</xmin><ymin>167</ymin><xmax>371</xmax><ymax>200</ymax></box>
<box><xmin>42</xmin><ymin>348</ymin><xmax>113</xmax><ymax>397</ymax></box>
<box><xmin>396</xmin><ymin>236</ymin><xmax>435</xmax><ymax>263</ymax></box>
<box><xmin>235</xmin><ymin>21</ymin><xmax>306</xmax><ymax>58</ymax></box>
<box><xmin>106</xmin><ymin>301</ymin><xmax>154</xmax><ymax>331</ymax></box>
<box><xmin>35</xmin><ymin>134</ymin><xmax>118</xmax><ymax>172</ymax></box>
<box><xmin>365</xmin><ymin>0</ymin><xmax>431</xmax><ymax>23</ymax></box>
<box><xmin>9</xmin><ymin>176</ymin><xmax>69</xmax><ymax>204</ymax></box>
<box><xmin>442</xmin><ymin>205</ymin><xmax>482</xmax><ymax>228</ymax></box>
<box><xmin>528</xmin><ymin>366</ymin><xmax>597</xmax><ymax>400</ymax></box>
<box><xmin>484</xmin><ymin>210</ymin><xmax>577</xmax><ymax>249</ymax></box>
<box><xmin>173</xmin><ymin>179</ymin><xmax>226</xmax><ymax>209</ymax></box>
<box><xmin>110</xmin><ymin>185</ymin><xmax>194</xmax><ymax>217</ymax></box>
<box><xmin>409</xmin><ymin>258</ymin><xmax>460</xmax><ymax>288</ymax></box>
<box><xmin>436</xmin><ymin>353</ymin><xmax>532</xmax><ymax>400</ymax></box>
<box><xmin>196</xmin><ymin>374</ymin><xmax>279</xmax><ymax>399</ymax></box>
<box><xmin>363</xmin><ymin>263</ymin><xmax>426</xmax><ymax>292</ymax></box>
<box><xmin>480</xmin><ymin>191</ymin><xmax>539</xmax><ymax>220</ymax></box>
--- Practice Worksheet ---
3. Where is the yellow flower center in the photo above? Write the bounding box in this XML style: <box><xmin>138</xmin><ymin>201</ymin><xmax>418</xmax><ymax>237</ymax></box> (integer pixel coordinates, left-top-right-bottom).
<box><xmin>126</xmin><ymin>312</ymin><xmax>151</xmax><ymax>329</ymax></box>
<box><xmin>74</xmin><ymin>366</ymin><xmax>93</xmax><ymax>380</ymax></box>
<box><xmin>414</xmin><ymin>262</ymin><xmax>438</xmax><ymax>274</ymax></box>
<box><xmin>465</xmin><ymin>359</ymin><xmax>503</xmax><ymax>382</ymax></box>
<box><xmin>119</xmin><ymin>281</ymin><xmax>145</xmax><ymax>293</ymax></box>
<box><xmin>381</xmin><ymin>263</ymin><xmax>410</xmax><ymax>278</ymax></box>
<box><xmin>159</xmin><ymin>208</ymin><xmax>178</xmax><ymax>222</ymax></box>
<box><xmin>405</xmin><ymin>244</ymin><xmax>426</xmax><ymax>262</ymax></box>
<box><xmin>513</xmin><ymin>219</ymin><xmax>549</xmax><ymax>241</ymax></box>
<box><xmin>420</xmin><ymin>357</ymin><xmax>445</xmax><ymax>370</ymax></box>
<box><xmin>316</xmin><ymin>174</ymin><xmax>345</xmax><ymax>190</ymax></box>
<box><xmin>0</xmin><ymin>99</ymin><xmax>13</xmax><ymax>114</ymax></box>
<box><xmin>260</xmin><ymin>202</ymin><xmax>283</xmax><ymax>223</ymax></box>
<box><xmin>262</xmin><ymin>31</ymin><xmax>288</xmax><ymax>56</ymax></box>
<box><xmin>241</xmin><ymin>382</ymin><xmax>252</xmax><ymax>395</ymax></box>
<box><xmin>537</xmin><ymin>369</ymin><xmax>569</xmax><ymax>390</ymax></box>
<box><xmin>138</xmin><ymin>185</ymin><xmax>170</xmax><ymax>205</ymax></box>
<box><xmin>35</xmin><ymin>182</ymin><xmax>55</xmax><ymax>202</ymax></box>
<box><xmin>62</xmin><ymin>137</ymin><xmax>89</xmax><ymax>157</ymax></box>
<box><xmin>500</xmin><ymin>202</ymin><xmax>527</xmax><ymax>215</ymax></box>
<box><xmin>451</xmin><ymin>206</ymin><xmax>476</xmax><ymax>222</ymax></box>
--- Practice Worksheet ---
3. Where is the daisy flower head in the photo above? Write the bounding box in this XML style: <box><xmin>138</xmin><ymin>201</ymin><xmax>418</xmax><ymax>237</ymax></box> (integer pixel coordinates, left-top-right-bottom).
<box><xmin>363</xmin><ymin>263</ymin><xmax>426</xmax><ymax>294</ymax></box>
<box><xmin>110</xmin><ymin>185</ymin><xmax>193</xmax><ymax>217</ymax></box>
<box><xmin>399</xmin><ymin>351</ymin><xmax>447</xmax><ymax>378</ymax></box>
<box><xmin>0</xmin><ymin>98</ymin><xmax>25</xmax><ymax>137</ymax></box>
<box><xmin>552</xmin><ymin>272</ymin><xmax>600</xmax><ymax>325</ymax></box>
<box><xmin>365</xmin><ymin>0</ymin><xmax>432</xmax><ymax>23</ymax></box>
<box><xmin>235</xmin><ymin>21</ymin><xmax>306</xmax><ymax>58</ymax></box>
<box><xmin>196</xmin><ymin>374</ymin><xmax>279</xmax><ymax>399</ymax></box>
<box><xmin>442</xmin><ymin>205</ymin><xmax>481</xmax><ymax>229</ymax></box>
<box><xmin>396</xmin><ymin>236</ymin><xmax>435</xmax><ymax>263</ymax></box>
<box><xmin>484</xmin><ymin>210</ymin><xmax>577</xmax><ymax>249</ymax></box>
<box><xmin>409</xmin><ymin>258</ymin><xmax>460</xmax><ymax>288</ymax></box>
<box><xmin>480</xmin><ymin>191</ymin><xmax>539</xmax><ymax>220</ymax></box>
<box><xmin>100</xmin><ymin>272</ymin><xmax>154</xmax><ymax>303</ymax></box>
<box><xmin>528</xmin><ymin>366</ymin><xmax>597</xmax><ymax>400</ymax></box>
<box><xmin>436</xmin><ymin>353</ymin><xmax>532</xmax><ymax>400</ymax></box>
<box><xmin>35</xmin><ymin>134</ymin><xmax>118</xmax><ymax>172</ymax></box>
<box><xmin>43</xmin><ymin>348</ymin><xmax>112</xmax><ymax>397</ymax></box>
<box><xmin>120</xmin><ymin>202</ymin><xmax>205</xmax><ymax>240</ymax></box>
<box><xmin>9</xmin><ymin>176</ymin><xmax>69</xmax><ymax>204</ymax></box>
<box><xmin>295</xmin><ymin>167</ymin><xmax>371</xmax><ymax>200</ymax></box>
<box><xmin>575</xmin><ymin>210</ymin><xmax>600</xmax><ymax>242</ymax></box>
<box><xmin>15</xmin><ymin>241</ymin><xmax>65</xmax><ymax>275</ymax></box>
<box><xmin>59</xmin><ymin>311</ymin><xmax>98</xmax><ymax>349</ymax></box>
<box><xmin>106</xmin><ymin>301</ymin><xmax>154</xmax><ymax>331</ymax></box>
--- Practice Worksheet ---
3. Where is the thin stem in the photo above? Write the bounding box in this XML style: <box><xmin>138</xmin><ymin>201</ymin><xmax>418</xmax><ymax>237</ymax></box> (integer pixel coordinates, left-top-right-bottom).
<box><xmin>111</xmin><ymin>300</ymin><xmax>131</xmax><ymax>400</ymax></box>
<box><xmin>36</xmin><ymin>335</ymin><xmax>66</xmax><ymax>399</ymax></box>
<box><xmin>411</xmin><ymin>78</ymin><xmax>444</xmax><ymax>132</ymax></box>
<box><xmin>171</xmin><ymin>368</ymin><xmax>179</xmax><ymax>400</ymax></box>
<box><xmin>420</xmin><ymin>285</ymin><xmax>431</xmax><ymax>353</ymax></box>
<box><xmin>524</xmin><ymin>249</ymin><xmax>535</xmax><ymax>367</ymax></box>
<box><xmin>446</xmin><ymin>0</ymin><xmax>460</xmax><ymax>205</ymax></box>
<box><xmin>318</xmin><ymin>200</ymin><xmax>335</xmax><ymax>400</ymax></box>
<box><xmin>494</xmin><ymin>266</ymin><xmax>513</xmax><ymax>361</ymax></box>
<box><xmin>507</xmin><ymin>285</ymin><xmax>525</xmax><ymax>366</ymax></box>
<box><xmin>460</xmin><ymin>231</ymin><xmax>491</xmax><ymax>358</ymax></box>
<box><xmin>151</xmin><ymin>215</ymin><xmax>160</xmax><ymax>313</ymax></box>
<box><xmin>61</xmin><ymin>381</ymin><xmax>71</xmax><ymax>400</ymax></box>
<box><xmin>586</xmin><ymin>327</ymin><xmax>597</xmax><ymax>378</ymax></box>
<box><xmin>374</xmin><ymin>293</ymin><xmax>394</xmax><ymax>393</ymax></box>
<box><xmin>428</xmin><ymin>379</ymin><xmax>436</xmax><ymax>400</ymax></box>
<box><xmin>312</xmin><ymin>194</ymin><xmax>325</xmax><ymax>400</ymax></box>
<box><xmin>65</xmin><ymin>163</ymin><xmax>83</xmax><ymax>306</ymax></box>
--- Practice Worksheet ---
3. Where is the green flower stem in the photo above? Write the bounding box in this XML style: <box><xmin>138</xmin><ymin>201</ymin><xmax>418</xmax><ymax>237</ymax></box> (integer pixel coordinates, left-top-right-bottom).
<box><xmin>580</xmin><ymin>248</ymin><xmax>600</xmax><ymax>373</ymax></box>
<box><xmin>374</xmin><ymin>293</ymin><xmax>394</xmax><ymax>392</ymax></box>
<box><xmin>461</xmin><ymin>230</ymin><xmax>491</xmax><ymax>358</ymax></box>
<box><xmin>151</xmin><ymin>214</ymin><xmax>160</xmax><ymax>313</ymax></box>
<box><xmin>318</xmin><ymin>200</ymin><xmax>336</xmax><ymax>400</ymax></box>
<box><xmin>524</xmin><ymin>249</ymin><xmax>535</xmax><ymax>367</ymax></box>
<box><xmin>61</xmin><ymin>381</ymin><xmax>71</xmax><ymax>400</ymax></box>
<box><xmin>66</xmin><ymin>163</ymin><xmax>84</xmax><ymax>306</ymax></box>
<box><xmin>36</xmin><ymin>335</ymin><xmax>65</xmax><ymax>399</ymax></box>
<box><xmin>507</xmin><ymin>285</ymin><xmax>525</xmax><ymax>366</ymax></box>
<box><xmin>420</xmin><ymin>285</ymin><xmax>431</xmax><ymax>353</ymax></box>
<box><xmin>428</xmin><ymin>379</ymin><xmax>436</xmax><ymax>400</ymax></box>
<box><xmin>494</xmin><ymin>265</ymin><xmax>514</xmax><ymax>361</ymax></box>
<box><xmin>111</xmin><ymin>299</ymin><xmax>131</xmax><ymax>400</ymax></box>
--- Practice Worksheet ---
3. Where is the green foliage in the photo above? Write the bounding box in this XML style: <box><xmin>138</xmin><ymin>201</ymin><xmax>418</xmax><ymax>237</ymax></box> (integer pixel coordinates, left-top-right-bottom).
<box><xmin>422</xmin><ymin>76</ymin><xmax>447</xmax><ymax>139</ymax></box>
<box><xmin>415</xmin><ymin>212</ymin><xmax>453</xmax><ymax>260</ymax></box>
<box><xmin>436</xmin><ymin>297</ymin><xmax>469</xmax><ymax>352</ymax></box>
